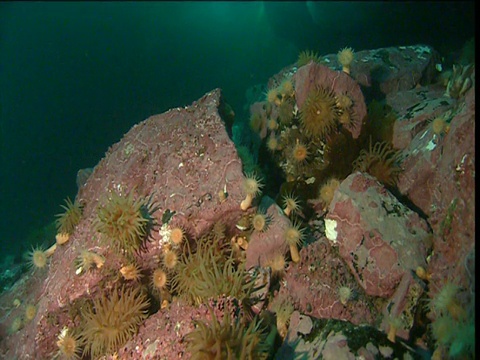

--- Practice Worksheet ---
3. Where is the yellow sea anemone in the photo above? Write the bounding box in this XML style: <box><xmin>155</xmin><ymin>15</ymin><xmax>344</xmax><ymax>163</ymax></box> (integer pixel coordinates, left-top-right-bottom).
<box><xmin>55</xmin><ymin>197</ymin><xmax>83</xmax><ymax>235</ymax></box>
<box><xmin>270</xmin><ymin>295</ymin><xmax>294</xmax><ymax>339</ymax></box>
<box><xmin>290</xmin><ymin>140</ymin><xmax>309</xmax><ymax>163</ymax></box>
<box><xmin>120</xmin><ymin>263</ymin><xmax>142</xmax><ymax>282</ymax></box>
<box><xmin>186</xmin><ymin>309</ymin><xmax>271</xmax><ymax>360</ymax></box>
<box><xmin>297</xmin><ymin>50</ymin><xmax>321</xmax><ymax>67</ymax></box>
<box><xmin>163</xmin><ymin>249</ymin><xmax>179</xmax><ymax>270</ymax></box>
<box><xmin>266</xmin><ymin>134</ymin><xmax>279</xmax><ymax>153</ymax></box>
<box><xmin>151</xmin><ymin>268</ymin><xmax>168</xmax><ymax>291</ymax></box>
<box><xmin>284</xmin><ymin>222</ymin><xmax>305</xmax><ymax>263</ymax></box>
<box><xmin>278</xmin><ymin>99</ymin><xmax>295</xmax><ymax>125</ymax></box>
<box><xmin>56</xmin><ymin>327</ymin><xmax>83</xmax><ymax>360</ymax></box>
<box><xmin>27</xmin><ymin>246</ymin><xmax>48</xmax><ymax>270</ymax></box>
<box><xmin>251</xmin><ymin>212</ymin><xmax>271</xmax><ymax>232</ymax></box>
<box><xmin>264</xmin><ymin>252</ymin><xmax>286</xmax><ymax>280</ymax></box>
<box><xmin>24</xmin><ymin>304</ymin><xmax>37</xmax><ymax>322</ymax></box>
<box><xmin>240</xmin><ymin>173</ymin><xmax>264</xmax><ymax>211</ymax></box>
<box><xmin>319</xmin><ymin>178</ymin><xmax>341</xmax><ymax>208</ymax></box>
<box><xmin>299</xmin><ymin>86</ymin><xmax>339</xmax><ymax>139</ymax></box>
<box><xmin>94</xmin><ymin>189</ymin><xmax>156</xmax><ymax>257</ymax></box>
<box><xmin>75</xmin><ymin>250</ymin><xmax>105</xmax><ymax>274</ymax></box>
<box><xmin>282</xmin><ymin>192</ymin><xmax>301</xmax><ymax>217</ymax></box>
<box><xmin>431</xmin><ymin>117</ymin><xmax>449</xmax><ymax>135</ymax></box>
<box><xmin>430</xmin><ymin>282</ymin><xmax>466</xmax><ymax>321</ymax></box>
<box><xmin>79</xmin><ymin>286</ymin><xmax>150</xmax><ymax>359</ymax></box>
<box><xmin>337</xmin><ymin>47</ymin><xmax>355</xmax><ymax>74</ymax></box>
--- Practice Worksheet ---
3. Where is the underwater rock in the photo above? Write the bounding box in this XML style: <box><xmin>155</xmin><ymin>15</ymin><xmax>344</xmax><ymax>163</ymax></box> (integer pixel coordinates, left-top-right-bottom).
<box><xmin>279</xmin><ymin>237</ymin><xmax>379</xmax><ymax>326</ymax></box>
<box><xmin>322</xmin><ymin>44</ymin><xmax>441</xmax><ymax>97</ymax></box>
<box><xmin>324</xmin><ymin>172</ymin><xmax>430</xmax><ymax>298</ymax></box>
<box><xmin>0</xmin><ymin>89</ymin><xmax>248</xmax><ymax>359</ymax></box>
<box><xmin>397</xmin><ymin>71</ymin><xmax>475</xmax><ymax>305</ymax></box>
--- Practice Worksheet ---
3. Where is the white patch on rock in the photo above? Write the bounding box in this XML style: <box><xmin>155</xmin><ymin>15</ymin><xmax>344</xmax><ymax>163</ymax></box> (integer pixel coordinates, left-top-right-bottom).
<box><xmin>325</xmin><ymin>218</ymin><xmax>338</xmax><ymax>243</ymax></box>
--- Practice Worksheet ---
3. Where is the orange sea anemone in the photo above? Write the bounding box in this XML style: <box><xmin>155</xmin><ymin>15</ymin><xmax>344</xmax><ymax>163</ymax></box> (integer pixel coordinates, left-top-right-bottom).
<box><xmin>353</xmin><ymin>141</ymin><xmax>403</xmax><ymax>187</ymax></box>
<box><xmin>300</xmin><ymin>86</ymin><xmax>339</xmax><ymax>139</ymax></box>
<box><xmin>170</xmin><ymin>226</ymin><xmax>185</xmax><ymax>245</ymax></box>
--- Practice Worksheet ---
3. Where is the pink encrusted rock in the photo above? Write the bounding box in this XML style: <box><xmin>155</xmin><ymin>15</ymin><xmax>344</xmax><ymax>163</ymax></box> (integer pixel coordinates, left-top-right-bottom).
<box><xmin>324</xmin><ymin>172</ymin><xmax>430</xmax><ymax>298</ymax></box>
<box><xmin>389</xmin><ymin>84</ymin><xmax>455</xmax><ymax>150</ymax></box>
<box><xmin>279</xmin><ymin>237</ymin><xmax>379</xmax><ymax>325</ymax></box>
<box><xmin>293</xmin><ymin>62</ymin><xmax>367</xmax><ymax>139</ymax></box>
<box><xmin>0</xmin><ymin>89</ymin><xmax>249</xmax><ymax>360</ymax></box>
<box><xmin>395</xmin><ymin>73</ymin><xmax>475</xmax><ymax>298</ymax></box>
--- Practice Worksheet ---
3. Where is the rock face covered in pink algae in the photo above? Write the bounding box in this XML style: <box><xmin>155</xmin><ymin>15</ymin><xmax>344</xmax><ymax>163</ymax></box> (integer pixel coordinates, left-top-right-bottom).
<box><xmin>324</xmin><ymin>172</ymin><xmax>430</xmax><ymax>298</ymax></box>
<box><xmin>0</xmin><ymin>88</ymin><xmax>248</xmax><ymax>359</ymax></box>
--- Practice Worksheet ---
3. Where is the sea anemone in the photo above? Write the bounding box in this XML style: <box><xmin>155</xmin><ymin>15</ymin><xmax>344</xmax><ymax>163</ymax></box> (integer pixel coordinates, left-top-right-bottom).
<box><xmin>79</xmin><ymin>285</ymin><xmax>150</xmax><ymax>359</ymax></box>
<box><xmin>120</xmin><ymin>263</ymin><xmax>143</xmax><ymax>282</ymax></box>
<box><xmin>24</xmin><ymin>304</ymin><xmax>37</xmax><ymax>322</ymax></box>
<box><xmin>278</xmin><ymin>99</ymin><xmax>295</xmax><ymax>125</ymax></box>
<box><xmin>352</xmin><ymin>141</ymin><xmax>403</xmax><ymax>187</ymax></box>
<box><xmin>266</xmin><ymin>87</ymin><xmax>281</xmax><ymax>105</ymax></box>
<box><xmin>56</xmin><ymin>327</ymin><xmax>83</xmax><ymax>360</ymax></box>
<box><xmin>163</xmin><ymin>249</ymin><xmax>179</xmax><ymax>270</ymax></box>
<box><xmin>55</xmin><ymin>232</ymin><xmax>70</xmax><ymax>245</ymax></box>
<box><xmin>94</xmin><ymin>189</ymin><xmax>156</xmax><ymax>257</ymax></box>
<box><xmin>270</xmin><ymin>295</ymin><xmax>294</xmax><ymax>339</ymax></box>
<box><xmin>186</xmin><ymin>309</ymin><xmax>271</xmax><ymax>360</ymax></box>
<box><xmin>299</xmin><ymin>86</ymin><xmax>339</xmax><ymax>139</ymax></box>
<box><xmin>337</xmin><ymin>47</ymin><xmax>355</xmax><ymax>74</ymax></box>
<box><xmin>284</xmin><ymin>222</ymin><xmax>305</xmax><ymax>263</ymax></box>
<box><xmin>170</xmin><ymin>226</ymin><xmax>185</xmax><ymax>245</ymax></box>
<box><xmin>431</xmin><ymin>117</ymin><xmax>449</xmax><ymax>136</ymax></box>
<box><xmin>251</xmin><ymin>212</ymin><xmax>271</xmax><ymax>232</ymax></box>
<box><xmin>282</xmin><ymin>192</ymin><xmax>301</xmax><ymax>217</ymax></box>
<box><xmin>151</xmin><ymin>268</ymin><xmax>168</xmax><ymax>291</ymax></box>
<box><xmin>75</xmin><ymin>250</ymin><xmax>105</xmax><ymax>274</ymax></box>
<box><xmin>319</xmin><ymin>178</ymin><xmax>341</xmax><ymax>208</ymax></box>
<box><xmin>429</xmin><ymin>281</ymin><xmax>466</xmax><ymax>320</ymax></box>
<box><xmin>171</xmin><ymin>235</ymin><xmax>253</xmax><ymax>305</ymax></box>
<box><xmin>55</xmin><ymin>197</ymin><xmax>83</xmax><ymax>235</ymax></box>
<box><xmin>240</xmin><ymin>173</ymin><xmax>264</xmax><ymax>211</ymax></box>
<box><xmin>27</xmin><ymin>246</ymin><xmax>48</xmax><ymax>270</ymax></box>
<box><xmin>297</xmin><ymin>50</ymin><xmax>321</xmax><ymax>67</ymax></box>
<box><xmin>266</xmin><ymin>134</ymin><xmax>279</xmax><ymax>153</ymax></box>
<box><xmin>250</xmin><ymin>112</ymin><xmax>266</xmax><ymax>133</ymax></box>
<box><xmin>264</xmin><ymin>252</ymin><xmax>287</xmax><ymax>280</ymax></box>
<box><xmin>290</xmin><ymin>140</ymin><xmax>309</xmax><ymax>163</ymax></box>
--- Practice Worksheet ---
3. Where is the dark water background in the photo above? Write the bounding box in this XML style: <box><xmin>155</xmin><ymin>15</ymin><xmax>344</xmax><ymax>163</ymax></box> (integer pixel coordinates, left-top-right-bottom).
<box><xmin>0</xmin><ymin>2</ymin><xmax>474</xmax><ymax>261</ymax></box>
